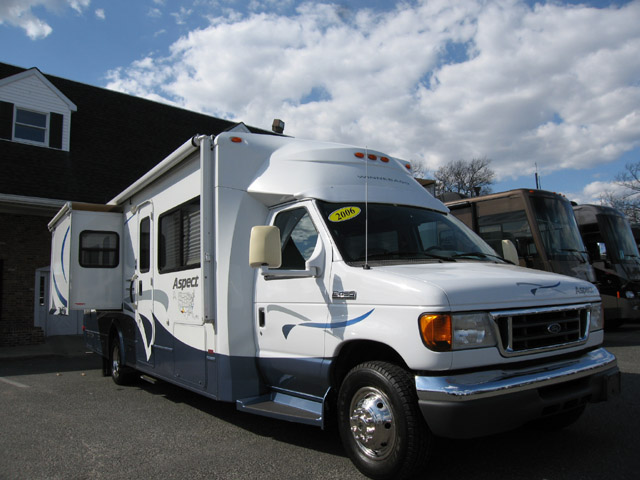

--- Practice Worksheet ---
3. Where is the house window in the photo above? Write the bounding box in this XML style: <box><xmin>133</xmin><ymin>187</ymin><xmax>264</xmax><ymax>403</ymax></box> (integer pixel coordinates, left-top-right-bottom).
<box><xmin>14</xmin><ymin>108</ymin><xmax>47</xmax><ymax>144</ymax></box>
<box><xmin>158</xmin><ymin>197</ymin><xmax>200</xmax><ymax>273</ymax></box>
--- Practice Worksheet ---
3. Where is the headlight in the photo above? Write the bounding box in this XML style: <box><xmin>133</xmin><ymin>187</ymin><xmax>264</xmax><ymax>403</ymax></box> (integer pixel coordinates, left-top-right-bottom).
<box><xmin>451</xmin><ymin>312</ymin><xmax>497</xmax><ymax>350</ymax></box>
<box><xmin>419</xmin><ymin>312</ymin><xmax>497</xmax><ymax>351</ymax></box>
<box><xmin>625</xmin><ymin>290</ymin><xmax>635</xmax><ymax>299</ymax></box>
<box><xmin>589</xmin><ymin>303</ymin><xmax>604</xmax><ymax>332</ymax></box>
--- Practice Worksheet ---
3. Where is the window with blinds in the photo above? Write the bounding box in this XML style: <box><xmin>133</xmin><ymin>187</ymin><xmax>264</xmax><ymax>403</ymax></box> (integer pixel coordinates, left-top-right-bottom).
<box><xmin>158</xmin><ymin>197</ymin><xmax>201</xmax><ymax>273</ymax></box>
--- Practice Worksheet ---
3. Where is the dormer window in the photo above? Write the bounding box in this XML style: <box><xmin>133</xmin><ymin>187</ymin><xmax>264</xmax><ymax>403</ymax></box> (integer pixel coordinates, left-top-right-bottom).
<box><xmin>0</xmin><ymin>68</ymin><xmax>75</xmax><ymax>151</ymax></box>
<box><xmin>15</xmin><ymin>108</ymin><xmax>47</xmax><ymax>144</ymax></box>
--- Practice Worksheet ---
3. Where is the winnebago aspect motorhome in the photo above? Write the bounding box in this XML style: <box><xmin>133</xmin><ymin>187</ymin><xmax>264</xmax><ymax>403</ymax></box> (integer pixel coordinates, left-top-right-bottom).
<box><xmin>573</xmin><ymin>204</ymin><xmax>640</xmax><ymax>328</ymax></box>
<box><xmin>49</xmin><ymin>131</ymin><xmax>620</xmax><ymax>480</ymax></box>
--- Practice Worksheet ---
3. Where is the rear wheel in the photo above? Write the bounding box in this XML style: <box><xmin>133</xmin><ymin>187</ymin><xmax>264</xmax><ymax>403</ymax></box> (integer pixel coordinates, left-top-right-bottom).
<box><xmin>337</xmin><ymin>361</ymin><xmax>432</xmax><ymax>480</ymax></box>
<box><xmin>110</xmin><ymin>338</ymin><xmax>135</xmax><ymax>385</ymax></box>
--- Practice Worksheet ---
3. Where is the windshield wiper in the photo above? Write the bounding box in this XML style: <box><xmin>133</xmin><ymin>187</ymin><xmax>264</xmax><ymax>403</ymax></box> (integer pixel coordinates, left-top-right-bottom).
<box><xmin>451</xmin><ymin>251</ymin><xmax>512</xmax><ymax>264</ymax></box>
<box><xmin>353</xmin><ymin>252</ymin><xmax>456</xmax><ymax>262</ymax></box>
<box><xmin>420</xmin><ymin>252</ymin><xmax>456</xmax><ymax>262</ymax></box>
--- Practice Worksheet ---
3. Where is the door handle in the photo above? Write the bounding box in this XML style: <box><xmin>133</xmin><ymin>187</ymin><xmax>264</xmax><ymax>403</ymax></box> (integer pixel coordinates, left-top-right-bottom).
<box><xmin>259</xmin><ymin>308</ymin><xmax>265</xmax><ymax>328</ymax></box>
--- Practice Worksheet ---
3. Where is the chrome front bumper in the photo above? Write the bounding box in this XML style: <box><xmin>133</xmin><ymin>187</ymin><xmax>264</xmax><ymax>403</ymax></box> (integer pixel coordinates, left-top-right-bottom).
<box><xmin>415</xmin><ymin>347</ymin><xmax>620</xmax><ymax>438</ymax></box>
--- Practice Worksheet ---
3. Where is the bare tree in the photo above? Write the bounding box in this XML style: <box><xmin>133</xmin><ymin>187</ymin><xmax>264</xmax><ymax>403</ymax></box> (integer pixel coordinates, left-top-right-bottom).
<box><xmin>434</xmin><ymin>156</ymin><xmax>495</xmax><ymax>198</ymax></box>
<box><xmin>600</xmin><ymin>162</ymin><xmax>640</xmax><ymax>223</ymax></box>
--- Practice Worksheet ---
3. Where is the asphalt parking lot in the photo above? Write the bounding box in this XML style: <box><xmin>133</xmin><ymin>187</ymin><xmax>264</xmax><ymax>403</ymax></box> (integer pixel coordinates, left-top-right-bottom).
<box><xmin>1</xmin><ymin>326</ymin><xmax>639</xmax><ymax>480</ymax></box>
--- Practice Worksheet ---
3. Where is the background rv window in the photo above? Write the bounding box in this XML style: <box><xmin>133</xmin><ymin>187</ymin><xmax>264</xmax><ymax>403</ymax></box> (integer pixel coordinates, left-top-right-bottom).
<box><xmin>158</xmin><ymin>197</ymin><xmax>200</xmax><ymax>273</ymax></box>
<box><xmin>79</xmin><ymin>231</ymin><xmax>119</xmax><ymax>268</ymax></box>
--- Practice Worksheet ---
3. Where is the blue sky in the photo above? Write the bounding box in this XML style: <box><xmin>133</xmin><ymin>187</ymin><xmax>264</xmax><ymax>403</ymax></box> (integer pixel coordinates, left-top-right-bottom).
<box><xmin>1</xmin><ymin>0</ymin><xmax>639</xmax><ymax>203</ymax></box>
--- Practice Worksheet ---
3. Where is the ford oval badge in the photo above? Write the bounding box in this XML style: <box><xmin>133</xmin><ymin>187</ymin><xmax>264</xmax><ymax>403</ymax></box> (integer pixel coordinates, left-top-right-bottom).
<box><xmin>547</xmin><ymin>322</ymin><xmax>562</xmax><ymax>334</ymax></box>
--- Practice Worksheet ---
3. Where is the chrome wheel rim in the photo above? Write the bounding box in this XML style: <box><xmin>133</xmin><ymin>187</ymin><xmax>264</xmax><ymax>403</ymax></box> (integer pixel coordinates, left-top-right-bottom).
<box><xmin>112</xmin><ymin>346</ymin><xmax>120</xmax><ymax>377</ymax></box>
<box><xmin>348</xmin><ymin>386</ymin><xmax>396</xmax><ymax>460</ymax></box>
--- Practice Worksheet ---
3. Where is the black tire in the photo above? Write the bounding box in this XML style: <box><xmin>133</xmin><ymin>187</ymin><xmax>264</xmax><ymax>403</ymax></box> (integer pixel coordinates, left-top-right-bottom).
<box><xmin>110</xmin><ymin>338</ymin><xmax>135</xmax><ymax>385</ymax></box>
<box><xmin>337</xmin><ymin>361</ymin><xmax>432</xmax><ymax>480</ymax></box>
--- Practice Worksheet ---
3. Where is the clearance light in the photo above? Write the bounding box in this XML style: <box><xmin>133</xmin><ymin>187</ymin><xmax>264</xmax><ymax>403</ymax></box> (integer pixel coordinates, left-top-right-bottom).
<box><xmin>230</xmin><ymin>137</ymin><xmax>243</xmax><ymax>143</ymax></box>
<box><xmin>354</xmin><ymin>152</ymin><xmax>365</xmax><ymax>158</ymax></box>
<box><xmin>381</xmin><ymin>156</ymin><xmax>390</xmax><ymax>163</ymax></box>
<box><xmin>405</xmin><ymin>163</ymin><xmax>411</xmax><ymax>170</ymax></box>
<box><xmin>368</xmin><ymin>154</ymin><xmax>377</xmax><ymax>160</ymax></box>
<box><xmin>418</xmin><ymin>313</ymin><xmax>451</xmax><ymax>351</ymax></box>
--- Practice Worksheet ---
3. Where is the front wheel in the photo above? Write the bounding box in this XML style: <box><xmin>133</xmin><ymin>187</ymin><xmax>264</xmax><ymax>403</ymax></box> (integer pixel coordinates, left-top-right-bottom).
<box><xmin>337</xmin><ymin>361</ymin><xmax>432</xmax><ymax>480</ymax></box>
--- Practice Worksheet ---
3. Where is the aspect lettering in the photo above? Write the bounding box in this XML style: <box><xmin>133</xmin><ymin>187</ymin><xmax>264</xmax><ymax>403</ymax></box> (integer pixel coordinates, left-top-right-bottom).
<box><xmin>173</xmin><ymin>276</ymin><xmax>199</xmax><ymax>290</ymax></box>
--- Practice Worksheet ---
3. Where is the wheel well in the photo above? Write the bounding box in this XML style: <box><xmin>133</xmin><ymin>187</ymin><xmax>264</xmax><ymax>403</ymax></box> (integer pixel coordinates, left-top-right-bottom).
<box><xmin>330</xmin><ymin>340</ymin><xmax>409</xmax><ymax>389</ymax></box>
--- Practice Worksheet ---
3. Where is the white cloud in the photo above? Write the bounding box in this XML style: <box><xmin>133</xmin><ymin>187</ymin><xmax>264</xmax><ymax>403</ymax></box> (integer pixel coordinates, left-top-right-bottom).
<box><xmin>567</xmin><ymin>179</ymin><xmax>640</xmax><ymax>205</ymax></box>
<box><xmin>105</xmin><ymin>0</ymin><xmax>640</xmax><ymax>186</ymax></box>
<box><xmin>95</xmin><ymin>8</ymin><xmax>105</xmax><ymax>20</ymax></box>
<box><xmin>0</xmin><ymin>0</ymin><xmax>90</xmax><ymax>39</ymax></box>
<box><xmin>170</xmin><ymin>6</ymin><xmax>193</xmax><ymax>25</ymax></box>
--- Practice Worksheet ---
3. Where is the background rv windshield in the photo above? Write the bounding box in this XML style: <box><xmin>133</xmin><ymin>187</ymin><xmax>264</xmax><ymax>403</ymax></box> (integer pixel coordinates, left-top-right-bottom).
<box><xmin>317</xmin><ymin>202</ymin><xmax>499</xmax><ymax>266</ymax></box>
<box><xmin>599</xmin><ymin>213</ymin><xmax>640</xmax><ymax>264</ymax></box>
<box><xmin>530</xmin><ymin>195</ymin><xmax>587</xmax><ymax>263</ymax></box>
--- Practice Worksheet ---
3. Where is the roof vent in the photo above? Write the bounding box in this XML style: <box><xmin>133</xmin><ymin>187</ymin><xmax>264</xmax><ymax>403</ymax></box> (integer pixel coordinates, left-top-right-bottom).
<box><xmin>272</xmin><ymin>119</ymin><xmax>285</xmax><ymax>134</ymax></box>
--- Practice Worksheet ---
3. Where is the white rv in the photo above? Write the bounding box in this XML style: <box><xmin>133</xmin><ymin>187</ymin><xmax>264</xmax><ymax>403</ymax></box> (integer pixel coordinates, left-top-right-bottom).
<box><xmin>49</xmin><ymin>129</ymin><xmax>620</xmax><ymax>479</ymax></box>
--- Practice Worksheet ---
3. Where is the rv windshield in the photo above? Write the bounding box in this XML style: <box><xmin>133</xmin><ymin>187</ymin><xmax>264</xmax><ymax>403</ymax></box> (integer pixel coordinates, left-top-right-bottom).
<box><xmin>599</xmin><ymin>213</ymin><xmax>640</xmax><ymax>264</ymax></box>
<box><xmin>530</xmin><ymin>195</ymin><xmax>588</xmax><ymax>264</ymax></box>
<box><xmin>317</xmin><ymin>202</ymin><xmax>501</xmax><ymax>266</ymax></box>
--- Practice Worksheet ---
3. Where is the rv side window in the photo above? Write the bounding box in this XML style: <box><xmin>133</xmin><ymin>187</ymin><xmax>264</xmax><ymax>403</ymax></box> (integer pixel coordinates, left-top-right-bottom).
<box><xmin>158</xmin><ymin>197</ymin><xmax>200</xmax><ymax>273</ymax></box>
<box><xmin>273</xmin><ymin>208</ymin><xmax>318</xmax><ymax>270</ymax></box>
<box><xmin>140</xmin><ymin>217</ymin><xmax>150</xmax><ymax>273</ymax></box>
<box><xmin>79</xmin><ymin>231</ymin><xmax>119</xmax><ymax>268</ymax></box>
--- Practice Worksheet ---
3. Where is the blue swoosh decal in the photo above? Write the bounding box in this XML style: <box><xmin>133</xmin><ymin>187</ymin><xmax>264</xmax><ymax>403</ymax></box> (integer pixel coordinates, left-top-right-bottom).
<box><xmin>53</xmin><ymin>273</ymin><xmax>67</xmax><ymax>308</ymax></box>
<box><xmin>282</xmin><ymin>309</ymin><xmax>374</xmax><ymax>339</ymax></box>
<box><xmin>61</xmin><ymin>226</ymin><xmax>70</xmax><ymax>282</ymax></box>
<box><xmin>517</xmin><ymin>281</ymin><xmax>561</xmax><ymax>295</ymax></box>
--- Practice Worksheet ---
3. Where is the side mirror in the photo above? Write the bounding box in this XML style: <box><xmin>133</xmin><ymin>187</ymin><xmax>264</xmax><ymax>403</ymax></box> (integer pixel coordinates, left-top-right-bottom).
<box><xmin>249</xmin><ymin>226</ymin><xmax>282</xmax><ymax>268</ymax></box>
<box><xmin>501</xmin><ymin>239</ymin><xmax>519</xmax><ymax>265</ymax></box>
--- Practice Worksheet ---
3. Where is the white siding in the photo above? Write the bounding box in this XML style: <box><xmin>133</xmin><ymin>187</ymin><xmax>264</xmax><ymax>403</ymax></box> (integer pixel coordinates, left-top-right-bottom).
<box><xmin>0</xmin><ymin>73</ymin><xmax>73</xmax><ymax>151</ymax></box>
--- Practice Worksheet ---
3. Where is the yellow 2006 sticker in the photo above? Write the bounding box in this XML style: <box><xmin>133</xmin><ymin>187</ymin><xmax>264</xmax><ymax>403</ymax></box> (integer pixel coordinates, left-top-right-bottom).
<box><xmin>329</xmin><ymin>206</ymin><xmax>361</xmax><ymax>222</ymax></box>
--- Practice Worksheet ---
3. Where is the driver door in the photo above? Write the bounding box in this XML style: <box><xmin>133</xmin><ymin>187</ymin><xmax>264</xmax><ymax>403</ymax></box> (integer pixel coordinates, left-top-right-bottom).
<box><xmin>254</xmin><ymin>203</ymin><xmax>331</xmax><ymax>398</ymax></box>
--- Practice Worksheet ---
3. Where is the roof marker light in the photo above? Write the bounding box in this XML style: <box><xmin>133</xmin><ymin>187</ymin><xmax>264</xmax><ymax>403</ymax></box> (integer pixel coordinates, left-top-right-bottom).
<box><xmin>381</xmin><ymin>156</ymin><xmax>390</xmax><ymax>163</ymax></box>
<box><xmin>231</xmin><ymin>137</ymin><xmax>243</xmax><ymax>143</ymax></box>
<box><xmin>368</xmin><ymin>154</ymin><xmax>377</xmax><ymax>160</ymax></box>
<box><xmin>354</xmin><ymin>152</ymin><xmax>365</xmax><ymax>158</ymax></box>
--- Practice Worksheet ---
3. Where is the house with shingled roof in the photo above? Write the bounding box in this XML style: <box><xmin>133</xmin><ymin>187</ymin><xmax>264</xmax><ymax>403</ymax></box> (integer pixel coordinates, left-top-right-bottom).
<box><xmin>0</xmin><ymin>62</ymin><xmax>270</xmax><ymax>346</ymax></box>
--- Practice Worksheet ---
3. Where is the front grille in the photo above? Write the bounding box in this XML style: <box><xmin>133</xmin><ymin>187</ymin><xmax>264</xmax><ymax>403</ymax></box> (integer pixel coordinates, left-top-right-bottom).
<box><xmin>492</xmin><ymin>304</ymin><xmax>590</xmax><ymax>357</ymax></box>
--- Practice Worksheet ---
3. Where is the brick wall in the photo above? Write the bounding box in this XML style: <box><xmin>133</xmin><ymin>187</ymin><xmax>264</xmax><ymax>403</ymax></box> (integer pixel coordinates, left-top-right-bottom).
<box><xmin>0</xmin><ymin>212</ymin><xmax>50</xmax><ymax>346</ymax></box>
